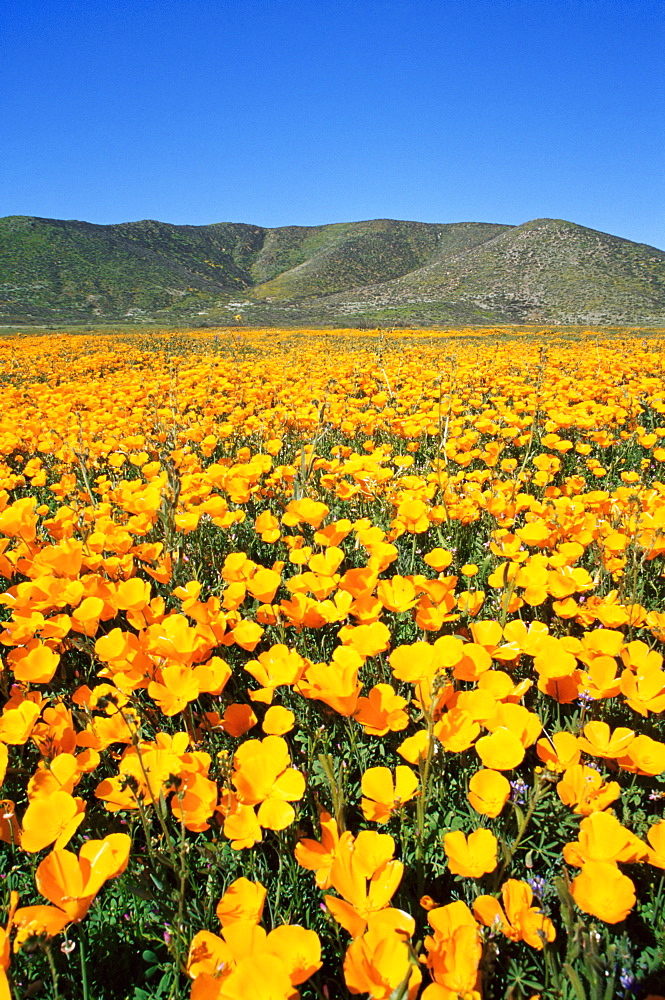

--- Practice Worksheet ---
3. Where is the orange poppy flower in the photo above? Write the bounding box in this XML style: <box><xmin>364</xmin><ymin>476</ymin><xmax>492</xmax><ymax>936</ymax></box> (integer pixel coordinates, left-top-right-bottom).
<box><xmin>308</xmin><ymin>546</ymin><xmax>345</xmax><ymax>577</ymax></box>
<box><xmin>21</xmin><ymin>790</ymin><xmax>86</xmax><ymax>854</ymax></box>
<box><xmin>484</xmin><ymin>703</ymin><xmax>542</xmax><ymax>747</ymax></box>
<box><xmin>389</xmin><ymin>641</ymin><xmax>440</xmax><ymax>685</ymax></box>
<box><xmin>264</xmin><ymin>924</ymin><xmax>322</xmax><ymax>986</ymax></box>
<box><xmin>430</xmin><ymin>635</ymin><xmax>469</xmax><ymax>669</ymax></box>
<box><xmin>423</xmin><ymin>548</ymin><xmax>453</xmax><ymax>572</ymax></box>
<box><xmin>35</xmin><ymin>833</ymin><xmax>130</xmax><ymax>922</ymax></box>
<box><xmin>435</xmin><ymin>708</ymin><xmax>480</xmax><ymax>753</ymax></box>
<box><xmin>261</xmin><ymin>705</ymin><xmax>295</xmax><ymax>735</ymax></box>
<box><xmin>577</xmin><ymin>721</ymin><xmax>635</xmax><ymax>759</ymax></box>
<box><xmin>467</xmin><ymin>769</ymin><xmax>511</xmax><ymax>818</ymax></box>
<box><xmin>376</xmin><ymin>575</ymin><xmax>417</xmax><ymax>613</ymax></box>
<box><xmin>9</xmin><ymin>641</ymin><xmax>60</xmax><ymax>684</ymax></box>
<box><xmin>570</xmin><ymin>861</ymin><xmax>636</xmax><ymax>923</ymax></box>
<box><xmin>646</xmin><ymin>821</ymin><xmax>665</xmax><ymax>869</ymax></box>
<box><xmin>298</xmin><ymin>646</ymin><xmax>363</xmax><ymax>716</ymax></box>
<box><xmin>423</xmin><ymin>900</ymin><xmax>482</xmax><ymax>997</ymax></box>
<box><xmin>171</xmin><ymin>770</ymin><xmax>218</xmax><ymax>833</ymax></box>
<box><xmin>475</xmin><ymin>728</ymin><xmax>525</xmax><ymax>770</ymax></box>
<box><xmin>478</xmin><ymin>669</ymin><xmax>532</xmax><ymax>702</ymax></box>
<box><xmin>397</xmin><ymin>729</ymin><xmax>430</xmax><ymax>764</ymax></box>
<box><xmin>474</xmin><ymin>879</ymin><xmax>556</xmax><ymax>949</ymax></box>
<box><xmin>246</xmin><ymin>567</ymin><xmax>282</xmax><ymax>604</ymax></box>
<box><xmin>353</xmin><ymin>684</ymin><xmax>409</xmax><ymax>735</ymax></box>
<box><xmin>451</xmin><ymin>642</ymin><xmax>492</xmax><ymax>682</ymax></box>
<box><xmin>343</xmin><ymin>909</ymin><xmax>421</xmax><ymax>1000</ymax></box>
<box><xmin>231</xmin><ymin>735</ymin><xmax>305</xmax><ymax>831</ymax></box>
<box><xmin>557</xmin><ymin>764</ymin><xmax>621</xmax><ymax>815</ymax></box>
<box><xmin>148</xmin><ymin>663</ymin><xmax>199</xmax><ymax>716</ymax></box>
<box><xmin>360</xmin><ymin>766</ymin><xmax>419</xmax><ymax>824</ymax></box>
<box><xmin>314</xmin><ymin>518</ymin><xmax>353</xmax><ymax>548</ymax></box>
<box><xmin>12</xmin><ymin>903</ymin><xmax>70</xmax><ymax>952</ymax></box>
<box><xmin>188</xmin><ymin>918</ymin><xmax>320</xmax><ymax>998</ymax></box>
<box><xmin>193</xmin><ymin>656</ymin><xmax>232</xmax><ymax>696</ymax></box>
<box><xmin>114</xmin><ymin>576</ymin><xmax>152</xmax><ymax>613</ymax></box>
<box><xmin>0</xmin><ymin>800</ymin><xmax>20</xmax><ymax>847</ymax></box>
<box><xmin>27</xmin><ymin>753</ymin><xmax>81</xmax><ymax>799</ymax></box>
<box><xmin>283</xmin><ymin>498</ymin><xmax>329</xmax><ymax>528</ymax></box>
<box><xmin>0</xmin><ymin>497</ymin><xmax>37</xmax><ymax>542</ymax></box>
<box><xmin>457</xmin><ymin>589</ymin><xmax>486</xmax><ymax>616</ymax></box>
<box><xmin>443</xmin><ymin>828</ymin><xmax>498</xmax><ymax>878</ymax></box>
<box><xmin>221</xmin><ymin>703</ymin><xmax>257</xmax><ymax>737</ymax></box>
<box><xmin>338</xmin><ymin>621</ymin><xmax>391</xmax><ymax>660</ymax></box>
<box><xmin>244</xmin><ymin>644</ymin><xmax>305</xmax><ymax>704</ymax></box>
<box><xmin>563</xmin><ymin>811</ymin><xmax>647</xmax><ymax>867</ymax></box>
<box><xmin>295</xmin><ymin>810</ymin><xmax>340</xmax><ymax>889</ymax></box>
<box><xmin>31</xmin><ymin>702</ymin><xmax>78</xmax><ymax>756</ymax></box>
<box><xmin>620</xmin><ymin>665</ymin><xmax>665</xmax><ymax>717</ymax></box>
<box><xmin>394</xmin><ymin>498</ymin><xmax>430</xmax><ymax>534</ymax></box>
<box><xmin>324</xmin><ymin>830</ymin><xmax>403</xmax><ymax>938</ymax></box>
<box><xmin>536</xmin><ymin>731</ymin><xmax>581</xmax><ymax>772</ymax></box>
<box><xmin>222</xmin><ymin>801</ymin><xmax>263</xmax><ymax>851</ymax></box>
<box><xmin>70</xmin><ymin>595</ymin><xmax>105</xmax><ymax>636</ymax></box>
<box><xmin>216</xmin><ymin>878</ymin><xmax>266</xmax><ymax>927</ymax></box>
<box><xmin>254</xmin><ymin>510</ymin><xmax>281</xmax><ymax>543</ymax></box>
<box><xmin>617</xmin><ymin>734</ymin><xmax>665</xmax><ymax>776</ymax></box>
<box><xmin>224</xmin><ymin>618</ymin><xmax>264</xmax><ymax>652</ymax></box>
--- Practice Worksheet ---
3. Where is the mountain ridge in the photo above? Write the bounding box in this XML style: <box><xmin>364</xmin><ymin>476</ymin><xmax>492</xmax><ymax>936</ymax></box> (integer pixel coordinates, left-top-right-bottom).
<box><xmin>1</xmin><ymin>214</ymin><xmax>663</xmax><ymax>326</ymax></box>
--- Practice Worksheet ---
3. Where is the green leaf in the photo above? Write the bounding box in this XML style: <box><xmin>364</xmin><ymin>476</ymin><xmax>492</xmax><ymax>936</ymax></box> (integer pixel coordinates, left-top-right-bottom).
<box><xmin>157</xmin><ymin>971</ymin><xmax>172</xmax><ymax>996</ymax></box>
<box><xmin>564</xmin><ymin>963</ymin><xmax>587</xmax><ymax>1000</ymax></box>
<box><xmin>513</xmin><ymin>803</ymin><xmax>525</xmax><ymax>830</ymax></box>
<box><xmin>126</xmin><ymin>880</ymin><xmax>154</xmax><ymax>901</ymax></box>
<box><xmin>603</xmin><ymin>972</ymin><xmax>617</xmax><ymax>1000</ymax></box>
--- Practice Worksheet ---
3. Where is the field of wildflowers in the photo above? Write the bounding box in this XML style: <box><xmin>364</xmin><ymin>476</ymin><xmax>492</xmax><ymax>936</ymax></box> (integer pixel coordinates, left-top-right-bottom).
<box><xmin>0</xmin><ymin>326</ymin><xmax>664</xmax><ymax>1000</ymax></box>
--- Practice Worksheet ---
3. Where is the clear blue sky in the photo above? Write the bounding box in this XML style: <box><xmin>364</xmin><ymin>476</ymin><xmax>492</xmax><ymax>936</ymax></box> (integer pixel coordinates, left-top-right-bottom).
<box><xmin>2</xmin><ymin>0</ymin><xmax>664</xmax><ymax>247</ymax></box>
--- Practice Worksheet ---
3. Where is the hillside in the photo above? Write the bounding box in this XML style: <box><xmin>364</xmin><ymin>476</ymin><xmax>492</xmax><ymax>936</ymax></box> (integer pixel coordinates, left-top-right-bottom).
<box><xmin>293</xmin><ymin>218</ymin><xmax>665</xmax><ymax>326</ymax></box>
<box><xmin>0</xmin><ymin>216</ymin><xmax>263</xmax><ymax>321</ymax></box>
<box><xmin>248</xmin><ymin>220</ymin><xmax>511</xmax><ymax>300</ymax></box>
<box><xmin>1</xmin><ymin>214</ymin><xmax>664</xmax><ymax>326</ymax></box>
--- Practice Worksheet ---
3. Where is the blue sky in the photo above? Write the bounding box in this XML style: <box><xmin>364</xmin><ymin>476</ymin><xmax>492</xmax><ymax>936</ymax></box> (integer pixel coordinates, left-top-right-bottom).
<box><xmin>2</xmin><ymin>0</ymin><xmax>664</xmax><ymax>247</ymax></box>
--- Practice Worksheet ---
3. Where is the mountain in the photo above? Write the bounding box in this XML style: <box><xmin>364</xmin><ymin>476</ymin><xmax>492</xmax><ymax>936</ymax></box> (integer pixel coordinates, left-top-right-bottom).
<box><xmin>1</xmin><ymin>214</ymin><xmax>664</xmax><ymax>326</ymax></box>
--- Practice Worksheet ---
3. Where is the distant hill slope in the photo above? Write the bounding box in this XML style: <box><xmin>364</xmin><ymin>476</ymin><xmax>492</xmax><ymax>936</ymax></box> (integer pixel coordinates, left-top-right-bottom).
<box><xmin>248</xmin><ymin>220</ymin><xmax>511</xmax><ymax>300</ymax></box>
<box><xmin>0</xmin><ymin>216</ymin><xmax>263</xmax><ymax>321</ymax></box>
<box><xmin>1</xmin><ymin>214</ymin><xmax>663</xmax><ymax>326</ymax></box>
<box><xmin>299</xmin><ymin>218</ymin><xmax>665</xmax><ymax>326</ymax></box>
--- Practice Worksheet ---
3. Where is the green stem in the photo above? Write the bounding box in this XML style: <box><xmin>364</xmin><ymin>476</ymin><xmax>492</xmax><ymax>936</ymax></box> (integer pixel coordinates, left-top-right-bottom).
<box><xmin>415</xmin><ymin>713</ymin><xmax>436</xmax><ymax>896</ymax></box>
<box><xmin>409</xmin><ymin>532</ymin><xmax>417</xmax><ymax>574</ymax></box>
<box><xmin>120</xmin><ymin>707</ymin><xmax>179</xmax><ymax>872</ymax></box>
<box><xmin>79</xmin><ymin>923</ymin><xmax>89</xmax><ymax>1000</ymax></box>
<box><xmin>318</xmin><ymin>753</ymin><xmax>346</xmax><ymax>833</ymax></box>
<box><xmin>75</xmin><ymin>453</ymin><xmax>98</xmax><ymax>509</ymax></box>
<box><xmin>273</xmin><ymin>836</ymin><xmax>285</xmax><ymax>917</ymax></box>
<box><xmin>175</xmin><ymin>802</ymin><xmax>189</xmax><ymax>973</ymax></box>
<box><xmin>544</xmin><ymin>940</ymin><xmax>563</xmax><ymax>993</ymax></box>
<box><xmin>498</xmin><ymin>562</ymin><xmax>518</xmax><ymax>629</ymax></box>
<box><xmin>44</xmin><ymin>941</ymin><xmax>62</xmax><ymax>1000</ymax></box>
<box><xmin>135</xmin><ymin>796</ymin><xmax>158</xmax><ymax>865</ymax></box>
<box><xmin>494</xmin><ymin>775</ymin><xmax>548</xmax><ymax>887</ymax></box>
<box><xmin>345</xmin><ymin>717</ymin><xmax>364</xmax><ymax>776</ymax></box>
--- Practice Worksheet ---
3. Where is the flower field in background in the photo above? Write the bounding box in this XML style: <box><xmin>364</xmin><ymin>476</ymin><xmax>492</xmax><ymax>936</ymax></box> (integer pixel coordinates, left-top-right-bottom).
<box><xmin>0</xmin><ymin>326</ymin><xmax>664</xmax><ymax>1000</ymax></box>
